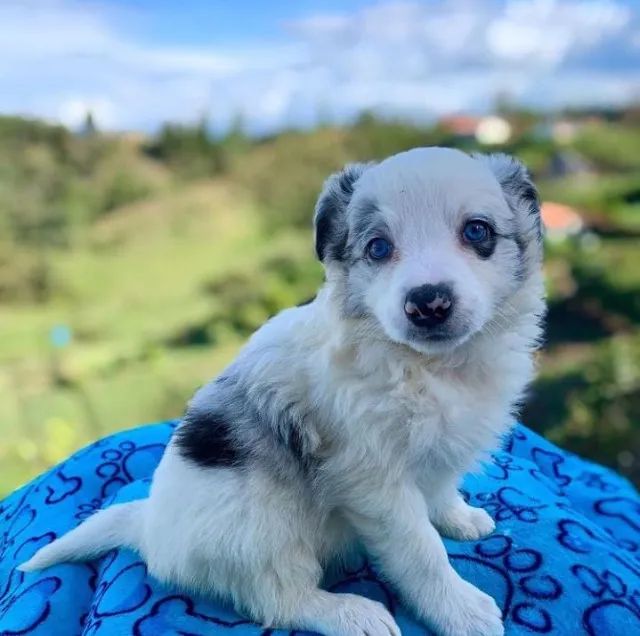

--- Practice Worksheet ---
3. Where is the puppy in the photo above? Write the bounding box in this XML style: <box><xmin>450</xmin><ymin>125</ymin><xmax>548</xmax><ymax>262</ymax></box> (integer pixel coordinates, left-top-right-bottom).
<box><xmin>21</xmin><ymin>147</ymin><xmax>545</xmax><ymax>636</ymax></box>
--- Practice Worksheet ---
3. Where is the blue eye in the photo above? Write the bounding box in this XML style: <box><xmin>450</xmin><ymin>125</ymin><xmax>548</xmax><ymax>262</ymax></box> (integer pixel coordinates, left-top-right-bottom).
<box><xmin>367</xmin><ymin>237</ymin><xmax>393</xmax><ymax>260</ymax></box>
<box><xmin>462</xmin><ymin>220</ymin><xmax>491</xmax><ymax>243</ymax></box>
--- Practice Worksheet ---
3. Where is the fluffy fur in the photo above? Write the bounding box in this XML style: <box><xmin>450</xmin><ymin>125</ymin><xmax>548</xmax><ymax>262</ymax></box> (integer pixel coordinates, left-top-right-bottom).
<box><xmin>20</xmin><ymin>147</ymin><xmax>545</xmax><ymax>636</ymax></box>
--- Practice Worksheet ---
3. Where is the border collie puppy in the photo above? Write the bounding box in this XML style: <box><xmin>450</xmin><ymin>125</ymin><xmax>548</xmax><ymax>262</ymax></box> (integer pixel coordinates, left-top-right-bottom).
<box><xmin>21</xmin><ymin>147</ymin><xmax>545</xmax><ymax>636</ymax></box>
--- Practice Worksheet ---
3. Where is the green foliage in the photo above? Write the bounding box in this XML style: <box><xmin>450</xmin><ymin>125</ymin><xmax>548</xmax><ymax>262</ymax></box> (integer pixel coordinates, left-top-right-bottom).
<box><xmin>527</xmin><ymin>335</ymin><xmax>640</xmax><ymax>483</ymax></box>
<box><xmin>0</xmin><ymin>118</ymin><xmax>163</xmax><ymax>298</ymax></box>
<box><xmin>145</xmin><ymin>120</ymin><xmax>226</xmax><ymax>178</ymax></box>
<box><xmin>227</xmin><ymin>128</ymin><xmax>350</xmax><ymax>229</ymax></box>
<box><xmin>227</xmin><ymin>116</ymin><xmax>452</xmax><ymax>230</ymax></box>
<box><xmin>0</xmin><ymin>116</ymin><xmax>71</xmax><ymax>157</ymax></box>
<box><xmin>0</xmin><ymin>244</ymin><xmax>56</xmax><ymax>302</ymax></box>
<box><xmin>100</xmin><ymin>169</ymin><xmax>154</xmax><ymax>213</ymax></box>
<box><xmin>346</xmin><ymin>112</ymin><xmax>449</xmax><ymax>159</ymax></box>
<box><xmin>572</xmin><ymin>123</ymin><xmax>640</xmax><ymax>172</ymax></box>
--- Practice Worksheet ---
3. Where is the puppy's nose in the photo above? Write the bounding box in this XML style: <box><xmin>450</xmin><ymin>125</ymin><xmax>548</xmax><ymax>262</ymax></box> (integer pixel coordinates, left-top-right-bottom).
<box><xmin>404</xmin><ymin>284</ymin><xmax>454</xmax><ymax>327</ymax></box>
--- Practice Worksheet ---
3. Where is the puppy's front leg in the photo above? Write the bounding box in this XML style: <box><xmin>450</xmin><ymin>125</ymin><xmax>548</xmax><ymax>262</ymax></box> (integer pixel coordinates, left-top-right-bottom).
<box><xmin>427</xmin><ymin>476</ymin><xmax>496</xmax><ymax>541</ymax></box>
<box><xmin>346</xmin><ymin>482</ymin><xmax>503</xmax><ymax>636</ymax></box>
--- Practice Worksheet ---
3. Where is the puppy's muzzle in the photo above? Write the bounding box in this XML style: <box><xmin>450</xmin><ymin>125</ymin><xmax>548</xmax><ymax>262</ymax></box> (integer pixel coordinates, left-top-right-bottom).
<box><xmin>404</xmin><ymin>284</ymin><xmax>454</xmax><ymax>328</ymax></box>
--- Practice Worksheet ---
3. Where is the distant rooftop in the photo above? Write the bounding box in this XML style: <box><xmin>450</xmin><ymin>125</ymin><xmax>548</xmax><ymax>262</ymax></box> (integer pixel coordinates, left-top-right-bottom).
<box><xmin>541</xmin><ymin>202</ymin><xmax>584</xmax><ymax>239</ymax></box>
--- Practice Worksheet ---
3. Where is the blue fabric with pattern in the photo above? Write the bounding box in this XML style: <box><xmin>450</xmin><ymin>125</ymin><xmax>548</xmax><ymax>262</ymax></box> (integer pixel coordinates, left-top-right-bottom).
<box><xmin>1</xmin><ymin>421</ymin><xmax>639</xmax><ymax>635</ymax></box>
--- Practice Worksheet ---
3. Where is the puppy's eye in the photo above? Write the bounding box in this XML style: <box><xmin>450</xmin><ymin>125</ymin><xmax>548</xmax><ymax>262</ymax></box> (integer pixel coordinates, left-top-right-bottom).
<box><xmin>462</xmin><ymin>220</ymin><xmax>491</xmax><ymax>243</ymax></box>
<box><xmin>366</xmin><ymin>237</ymin><xmax>393</xmax><ymax>260</ymax></box>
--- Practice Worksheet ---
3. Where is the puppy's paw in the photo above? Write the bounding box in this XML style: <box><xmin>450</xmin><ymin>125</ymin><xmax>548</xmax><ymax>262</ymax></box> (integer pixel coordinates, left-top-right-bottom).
<box><xmin>432</xmin><ymin>503</ymin><xmax>496</xmax><ymax>541</ymax></box>
<box><xmin>435</xmin><ymin>580</ymin><xmax>504</xmax><ymax>636</ymax></box>
<box><xmin>322</xmin><ymin>594</ymin><xmax>400</xmax><ymax>636</ymax></box>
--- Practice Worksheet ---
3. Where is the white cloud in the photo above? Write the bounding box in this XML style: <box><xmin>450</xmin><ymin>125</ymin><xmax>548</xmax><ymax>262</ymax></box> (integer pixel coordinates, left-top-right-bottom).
<box><xmin>1</xmin><ymin>0</ymin><xmax>638</xmax><ymax>133</ymax></box>
<box><xmin>487</xmin><ymin>0</ymin><xmax>630</xmax><ymax>65</ymax></box>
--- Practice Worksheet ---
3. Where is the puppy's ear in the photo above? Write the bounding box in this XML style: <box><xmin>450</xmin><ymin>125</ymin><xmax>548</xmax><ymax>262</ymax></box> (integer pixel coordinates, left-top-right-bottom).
<box><xmin>314</xmin><ymin>163</ymin><xmax>371</xmax><ymax>262</ymax></box>
<box><xmin>475</xmin><ymin>153</ymin><xmax>543</xmax><ymax>245</ymax></box>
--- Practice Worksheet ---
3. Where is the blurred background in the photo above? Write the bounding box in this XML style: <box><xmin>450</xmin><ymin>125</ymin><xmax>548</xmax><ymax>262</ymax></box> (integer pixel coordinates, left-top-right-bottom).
<box><xmin>1</xmin><ymin>0</ymin><xmax>639</xmax><ymax>495</ymax></box>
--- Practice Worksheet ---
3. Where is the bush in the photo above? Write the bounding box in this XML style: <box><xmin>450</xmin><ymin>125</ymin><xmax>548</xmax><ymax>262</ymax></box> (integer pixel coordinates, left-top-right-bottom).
<box><xmin>572</xmin><ymin>123</ymin><xmax>640</xmax><ymax>172</ymax></box>
<box><xmin>101</xmin><ymin>170</ymin><xmax>153</xmax><ymax>213</ymax></box>
<box><xmin>145</xmin><ymin>121</ymin><xmax>226</xmax><ymax>178</ymax></box>
<box><xmin>529</xmin><ymin>335</ymin><xmax>640</xmax><ymax>484</ymax></box>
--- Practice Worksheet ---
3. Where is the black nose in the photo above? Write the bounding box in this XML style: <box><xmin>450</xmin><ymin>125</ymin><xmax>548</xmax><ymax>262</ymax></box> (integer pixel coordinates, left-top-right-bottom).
<box><xmin>404</xmin><ymin>284</ymin><xmax>454</xmax><ymax>327</ymax></box>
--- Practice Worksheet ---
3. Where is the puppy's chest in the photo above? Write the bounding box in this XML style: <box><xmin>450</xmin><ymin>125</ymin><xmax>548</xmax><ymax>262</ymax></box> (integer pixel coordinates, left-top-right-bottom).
<box><xmin>400</xmin><ymin>372</ymin><xmax>495</xmax><ymax>428</ymax></box>
<box><xmin>343</xmin><ymin>366</ymin><xmax>507</xmax><ymax>466</ymax></box>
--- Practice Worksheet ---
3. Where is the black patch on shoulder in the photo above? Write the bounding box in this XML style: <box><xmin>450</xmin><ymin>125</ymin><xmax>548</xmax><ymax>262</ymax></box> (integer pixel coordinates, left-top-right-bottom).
<box><xmin>175</xmin><ymin>410</ymin><xmax>243</xmax><ymax>468</ymax></box>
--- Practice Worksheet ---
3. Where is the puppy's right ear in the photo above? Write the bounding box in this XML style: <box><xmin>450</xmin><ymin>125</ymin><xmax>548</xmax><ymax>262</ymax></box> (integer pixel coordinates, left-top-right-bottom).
<box><xmin>314</xmin><ymin>163</ymin><xmax>370</xmax><ymax>262</ymax></box>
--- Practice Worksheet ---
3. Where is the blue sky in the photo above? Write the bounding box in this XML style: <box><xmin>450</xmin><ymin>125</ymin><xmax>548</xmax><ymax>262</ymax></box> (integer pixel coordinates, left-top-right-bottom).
<box><xmin>1</xmin><ymin>0</ymin><xmax>639</xmax><ymax>133</ymax></box>
<box><xmin>106</xmin><ymin>1</ymin><xmax>377</xmax><ymax>46</ymax></box>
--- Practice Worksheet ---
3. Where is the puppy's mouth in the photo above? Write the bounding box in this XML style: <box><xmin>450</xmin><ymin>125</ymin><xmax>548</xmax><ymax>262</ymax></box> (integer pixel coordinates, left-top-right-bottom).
<box><xmin>414</xmin><ymin>332</ymin><xmax>453</xmax><ymax>342</ymax></box>
<box><xmin>402</xmin><ymin>320</ymin><xmax>476</xmax><ymax>353</ymax></box>
<box><xmin>406</xmin><ymin>323</ymin><xmax>470</xmax><ymax>343</ymax></box>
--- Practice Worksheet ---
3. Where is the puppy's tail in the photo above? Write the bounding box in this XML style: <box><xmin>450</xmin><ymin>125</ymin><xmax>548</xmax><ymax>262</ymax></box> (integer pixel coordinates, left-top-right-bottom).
<box><xmin>18</xmin><ymin>500</ymin><xmax>145</xmax><ymax>572</ymax></box>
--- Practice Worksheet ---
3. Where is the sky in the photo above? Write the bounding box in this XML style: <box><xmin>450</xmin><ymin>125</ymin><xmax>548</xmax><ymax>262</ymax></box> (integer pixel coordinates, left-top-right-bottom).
<box><xmin>1</xmin><ymin>0</ymin><xmax>639</xmax><ymax>134</ymax></box>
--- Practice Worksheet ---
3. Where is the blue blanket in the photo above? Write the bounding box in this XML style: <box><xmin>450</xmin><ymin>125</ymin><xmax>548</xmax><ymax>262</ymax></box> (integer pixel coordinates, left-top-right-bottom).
<box><xmin>1</xmin><ymin>421</ymin><xmax>639</xmax><ymax>635</ymax></box>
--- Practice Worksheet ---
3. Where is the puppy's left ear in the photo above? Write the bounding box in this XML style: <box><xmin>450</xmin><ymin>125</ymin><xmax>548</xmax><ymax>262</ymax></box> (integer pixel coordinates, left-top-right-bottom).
<box><xmin>314</xmin><ymin>163</ymin><xmax>371</xmax><ymax>263</ymax></box>
<box><xmin>475</xmin><ymin>152</ymin><xmax>543</xmax><ymax>246</ymax></box>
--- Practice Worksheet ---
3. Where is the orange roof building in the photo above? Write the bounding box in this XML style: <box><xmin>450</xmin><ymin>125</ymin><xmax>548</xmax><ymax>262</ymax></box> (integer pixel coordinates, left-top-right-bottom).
<box><xmin>541</xmin><ymin>201</ymin><xmax>584</xmax><ymax>240</ymax></box>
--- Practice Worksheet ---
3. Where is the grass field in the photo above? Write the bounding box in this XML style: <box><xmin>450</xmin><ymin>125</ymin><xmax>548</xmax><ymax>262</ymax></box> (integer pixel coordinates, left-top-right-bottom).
<box><xmin>0</xmin><ymin>170</ymin><xmax>324</xmax><ymax>493</ymax></box>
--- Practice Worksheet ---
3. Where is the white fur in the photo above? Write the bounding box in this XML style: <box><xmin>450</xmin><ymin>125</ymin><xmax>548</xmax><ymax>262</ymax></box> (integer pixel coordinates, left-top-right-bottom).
<box><xmin>21</xmin><ymin>148</ymin><xmax>545</xmax><ymax>636</ymax></box>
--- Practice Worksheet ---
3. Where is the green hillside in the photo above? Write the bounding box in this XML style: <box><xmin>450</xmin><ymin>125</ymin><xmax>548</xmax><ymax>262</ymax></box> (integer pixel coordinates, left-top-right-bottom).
<box><xmin>1</xmin><ymin>113</ymin><xmax>639</xmax><ymax>494</ymax></box>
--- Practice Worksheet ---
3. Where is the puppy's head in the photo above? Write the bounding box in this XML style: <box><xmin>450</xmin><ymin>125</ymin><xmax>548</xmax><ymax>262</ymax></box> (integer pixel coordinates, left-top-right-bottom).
<box><xmin>314</xmin><ymin>147</ymin><xmax>543</xmax><ymax>354</ymax></box>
